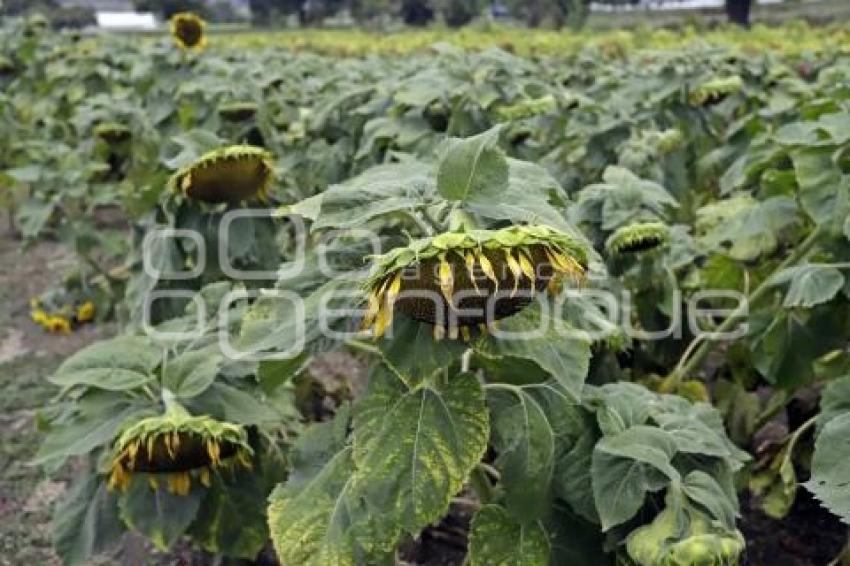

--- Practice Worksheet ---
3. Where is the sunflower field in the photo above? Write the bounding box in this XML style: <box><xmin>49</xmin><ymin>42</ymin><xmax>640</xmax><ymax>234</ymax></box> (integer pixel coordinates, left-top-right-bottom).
<box><xmin>3</xmin><ymin>11</ymin><xmax>850</xmax><ymax>565</ymax></box>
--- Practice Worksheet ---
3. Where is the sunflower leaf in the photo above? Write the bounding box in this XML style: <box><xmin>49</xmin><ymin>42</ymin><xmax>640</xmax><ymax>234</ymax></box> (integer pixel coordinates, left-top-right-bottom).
<box><xmin>467</xmin><ymin>505</ymin><xmax>550</xmax><ymax>566</ymax></box>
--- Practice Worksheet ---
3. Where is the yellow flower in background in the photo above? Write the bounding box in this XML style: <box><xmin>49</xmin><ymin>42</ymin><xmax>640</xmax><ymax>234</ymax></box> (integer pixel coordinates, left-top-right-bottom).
<box><xmin>75</xmin><ymin>301</ymin><xmax>96</xmax><ymax>323</ymax></box>
<box><xmin>46</xmin><ymin>316</ymin><xmax>71</xmax><ymax>334</ymax></box>
<box><xmin>170</xmin><ymin>12</ymin><xmax>207</xmax><ymax>51</ymax></box>
<box><xmin>30</xmin><ymin>308</ymin><xmax>49</xmax><ymax>326</ymax></box>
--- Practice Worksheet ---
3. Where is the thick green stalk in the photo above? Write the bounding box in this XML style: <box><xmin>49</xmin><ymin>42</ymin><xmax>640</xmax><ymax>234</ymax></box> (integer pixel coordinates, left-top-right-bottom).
<box><xmin>663</xmin><ymin>226</ymin><xmax>823</xmax><ymax>390</ymax></box>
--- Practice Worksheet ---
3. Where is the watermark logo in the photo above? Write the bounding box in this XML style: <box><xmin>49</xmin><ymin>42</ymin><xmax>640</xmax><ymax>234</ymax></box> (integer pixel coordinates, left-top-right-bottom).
<box><xmin>140</xmin><ymin>215</ymin><xmax>751</xmax><ymax>360</ymax></box>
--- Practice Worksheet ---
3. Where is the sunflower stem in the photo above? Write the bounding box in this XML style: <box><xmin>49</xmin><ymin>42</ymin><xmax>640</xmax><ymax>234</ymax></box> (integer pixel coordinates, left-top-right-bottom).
<box><xmin>665</xmin><ymin>225</ymin><xmax>823</xmax><ymax>390</ymax></box>
<box><xmin>469</xmin><ymin>465</ymin><xmax>495</xmax><ymax>504</ymax></box>
<box><xmin>448</xmin><ymin>208</ymin><xmax>478</xmax><ymax>232</ymax></box>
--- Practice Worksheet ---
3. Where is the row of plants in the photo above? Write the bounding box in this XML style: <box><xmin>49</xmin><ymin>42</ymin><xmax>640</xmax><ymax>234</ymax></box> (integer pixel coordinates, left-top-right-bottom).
<box><xmin>3</xmin><ymin>11</ymin><xmax>850</xmax><ymax>565</ymax></box>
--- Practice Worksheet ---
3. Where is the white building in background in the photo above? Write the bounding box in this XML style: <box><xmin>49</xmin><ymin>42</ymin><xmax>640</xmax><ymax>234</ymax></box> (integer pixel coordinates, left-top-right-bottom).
<box><xmin>96</xmin><ymin>11</ymin><xmax>157</xmax><ymax>29</ymax></box>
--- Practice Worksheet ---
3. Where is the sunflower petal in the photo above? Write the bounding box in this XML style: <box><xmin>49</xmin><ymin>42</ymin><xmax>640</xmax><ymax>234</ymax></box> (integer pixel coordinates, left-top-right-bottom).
<box><xmin>438</xmin><ymin>259</ymin><xmax>454</xmax><ymax>304</ymax></box>
<box><xmin>478</xmin><ymin>253</ymin><xmax>498</xmax><ymax>292</ymax></box>
<box><xmin>505</xmin><ymin>249</ymin><xmax>522</xmax><ymax>297</ymax></box>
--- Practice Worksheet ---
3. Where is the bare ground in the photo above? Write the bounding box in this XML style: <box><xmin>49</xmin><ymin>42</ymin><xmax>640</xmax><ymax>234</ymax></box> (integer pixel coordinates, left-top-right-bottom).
<box><xmin>0</xmin><ymin>215</ymin><xmax>117</xmax><ymax>565</ymax></box>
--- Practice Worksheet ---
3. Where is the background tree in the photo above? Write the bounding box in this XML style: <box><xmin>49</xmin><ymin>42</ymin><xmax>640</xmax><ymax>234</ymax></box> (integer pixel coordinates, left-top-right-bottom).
<box><xmin>133</xmin><ymin>0</ymin><xmax>212</xmax><ymax>19</ymax></box>
<box><xmin>725</xmin><ymin>0</ymin><xmax>752</xmax><ymax>26</ymax></box>
<box><xmin>436</xmin><ymin>0</ymin><xmax>482</xmax><ymax>27</ymax></box>
<box><xmin>249</xmin><ymin>0</ymin><xmax>310</xmax><ymax>24</ymax></box>
<box><xmin>400</xmin><ymin>0</ymin><xmax>434</xmax><ymax>26</ymax></box>
<box><xmin>0</xmin><ymin>0</ymin><xmax>56</xmax><ymax>15</ymax></box>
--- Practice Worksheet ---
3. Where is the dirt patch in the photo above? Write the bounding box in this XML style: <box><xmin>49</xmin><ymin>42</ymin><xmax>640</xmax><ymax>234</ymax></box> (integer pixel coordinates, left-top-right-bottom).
<box><xmin>0</xmin><ymin>217</ymin><xmax>118</xmax><ymax>565</ymax></box>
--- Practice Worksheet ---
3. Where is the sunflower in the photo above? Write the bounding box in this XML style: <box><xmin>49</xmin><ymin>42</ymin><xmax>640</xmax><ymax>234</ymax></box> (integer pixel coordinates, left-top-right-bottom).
<box><xmin>689</xmin><ymin>75</ymin><xmax>744</xmax><ymax>106</ymax></box>
<box><xmin>46</xmin><ymin>316</ymin><xmax>71</xmax><ymax>334</ymax></box>
<box><xmin>218</xmin><ymin>101</ymin><xmax>258</xmax><ymax>122</ymax></box>
<box><xmin>605</xmin><ymin>222</ymin><xmax>669</xmax><ymax>255</ymax></box>
<box><xmin>170</xmin><ymin>12</ymin><xmax>207</xmax><ymax>51</ymax></box>
<box><xmin>168</xmin><ymin>145</ymin><xmax>275</xmax><ymax>204</ymax></box>
<box><xmin>107</xmin><ymin>408</ymin><xmax>252</xmax><ymax>496</ymax></box>
<box><xmin>75</xmin><ymin>301</ymin><xmax>96</xmax><ymax>323</ymax></box>
<box><xmin>362</xmin><ymin>225</ymin><xmax>588</xmax><ymax>340</ymax></box>
<box><xmin>93</xmin><ymin>122</ymin><xmax>131</xmax><ymax>145</ymax></box>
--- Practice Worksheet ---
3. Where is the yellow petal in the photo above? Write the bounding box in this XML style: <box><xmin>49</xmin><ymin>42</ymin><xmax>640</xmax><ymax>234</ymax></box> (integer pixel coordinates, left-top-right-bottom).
<box><xmin>433</xmin><ymin>325</ymin><xmax>445</xmax><ymax>341</ymax></box>
<box><xmin>373</xmin><ymin>302</ymin><xmax>392</xmax><ymax>338</ymax></box>
<box><xmin>448</xmin><ymin>325</ymin><xmax>459</xmax><ymax>340</ymax></box>
<box><xmin>361</xmin><ymin>291</ymin><xmax>381</xmax><ymax>331</ymax></box>
<box><xmin>164</xmin><ymin>433</ymin><xmax>174</xmax><ymax>459</ymax></box>
<box><xmin>149</xmin><ymin>476</ymin><xmax>159</xmax><ymax>491</ymax></box>
<box><xmin>465</xmin><ymin>252</ymin><xmax>480</xmax><ymax>294</ymax></box>
<box><xmin>199</xmin><ymin>467</ymin><xmax>212</xmax><ymax>488</ymax></box>
<box><xmin>238</xmin><ymin>450</ymin><xmax>253</xmax><ymax>470</ymax></box>
<box><xmin>460</xmin><ymin>326</ymin><xmax>471</xmax><ymax>342</ymax></box>
<box><xmin>438</xmin><ymin>259</ymin><xmax>454</xmax><ymax>304</ymax></box>
<box><xmin>547</xmin><ymin>274</ymin><xmax>563</xmax><ymax>295</ymax></box>
<box><xmin>387</xmin><ymin>273</ymin><xmax>402</xmax><ymax>302</ymax></box>
<box><xmin>517</xmin><ymin>250</ymin><xmax>536</xmax><ymax>282</ymax></box>
<box><xmin>478</xmin><ymin>253</ymin><xmax>498</xmax><ymax>292</ymax></box>
<box><xmin>504</xmin><ymin>250</ymin><xmax>522</xmax><ymax>297</ymax></box>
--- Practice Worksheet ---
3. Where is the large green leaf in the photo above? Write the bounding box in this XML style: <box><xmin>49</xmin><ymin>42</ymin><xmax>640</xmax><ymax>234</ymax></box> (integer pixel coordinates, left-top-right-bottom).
<box><xmin>806</xmin><ymin>412</ymin><xmax>850</xmax><ymax>524</ymax></box>
<box><xmin>546</xmin><ymin>503</ymin><xmax>609</xmax><ymax>566</ymax></box>
<box><xmin>377</xmin><ymin>317</ymin><xmax>466</xmax><ymax>387</ymax></box>
<box><xmin>267</xmin><ymin>410</ymin><xmax>392</xmax><ymax>565</ymax></box>
<box><xmin>467</xmin><ymin>505</ymin><xmax>550</xmax><ymax>566</ymax></box>
<box><xmin>487</xmin><ymin>387</ymin><xmax>554</xmax><ymax>522</ymax></box>
<box><xmin>767</xmin><ymin>264</ymin><xmax>845</xmax><ymax>308</ymax></box>
<box><xmin>52</xmin><ymin>475</ymin><xmax>124</xmax><ymax>566</ymax></box>
<box><xmin>681</xmin><ymin>470</ymin><xmax>737</xmax><ymax>528</ymax></box>
<box><xmin>118</xmin><ymin>476</ymin><xmax>205</xmax><ymax>550</ymax></box>
<box><xmin>189</xmin><ymin>449</ymin><xmax>286</xmax><ymax>560</ymax></box>
<box><xmin>436</xmin><ymin>126</ymin><xmax>507</xmax><ymax>202</ymax></box>
<box><xmin>35</xmin><ymin>396</ymin><xmax>152</xmax><ymax>466</ymax></box>
<box><xmin>574</xmin><ymin>165</ymin><xmax>678</xmax><ymax>230</ymax></box>
<box><xmin>591</xmin><ymin>426</ymin><xmax>680</xmax><ymax>530</ymax></box>
<box><xmin>697</xmin><ymin>194</ymin><xmax>798</xmax><ymax>261</ymax></box>
<box><xmin>313</xmin><ymin>161</ymin><xmax>434</xmax><ymax>230</ymax></box>
<box><xmin>352</xmin><ymin>370</ymin><xmax>489</xmax><ymax>535</ymax></box>
<box><xmin>474</xmin><ymin>304</ymin><xmax>591</xmax><ymax>401</ymax></box>
<box><xmin>50</xmin><ymin>336</ymin><xmax>161</xmax><ymax>391</ymax></box>
<box><xmin>463</xmin><ymin>158</ymin><xmax>573</xmax><ymax>230</ymax></box>
<box><xmin>162</xmin><ymin>346</ymin><xmax>223</xmax><ymax>398</ymax></box>
<box><xmin>791</xmin><ymin>147</ymin><xmax>850</xmax><ymax>228</ymax></box>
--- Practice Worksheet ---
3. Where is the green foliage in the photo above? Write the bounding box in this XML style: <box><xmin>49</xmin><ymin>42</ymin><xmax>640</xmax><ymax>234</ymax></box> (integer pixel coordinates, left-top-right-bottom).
<box><xmin>8</xmin><ymin>15</ymin><xmax>850</xmax><ymax>566</ymax></box>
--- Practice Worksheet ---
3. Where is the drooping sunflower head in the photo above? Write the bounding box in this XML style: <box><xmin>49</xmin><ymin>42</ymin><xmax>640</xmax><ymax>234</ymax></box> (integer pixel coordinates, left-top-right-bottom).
<box><xmin>107</xmin><ymin>412</ymin><xmax>252</xmax><ymax>496</ymax></box>
<box><xmin>362</xmin><ymin>224</ymin><xmax>588</xmax><ymax>340</ymax></box>
<box><xmin>605</xmin><ymin>222</ymin><xmax>669</xmax><ymax>256</ymax></box>
<box><xmin>169</xmin><ymin>145</ymin><xmax>275</xmax><ymax>204</ymax></box>
<box><xmin>170</xmin><ymin>12</ymin><xmax>207</xmax><ymax>51</ymax></box>
<box><xmin>688</xmin><ymin>75</ymin><xmax>744</xmax><ymax>106</ymax></box>
<box><xmin>218</xmin><ymin>101</ymin><xmax>258</xmax><ymax>122</ymax></box>
<box><xmin>94</xmin><ymin>122</ymin><xmax>131</xmax><ymax>145</ymax></box>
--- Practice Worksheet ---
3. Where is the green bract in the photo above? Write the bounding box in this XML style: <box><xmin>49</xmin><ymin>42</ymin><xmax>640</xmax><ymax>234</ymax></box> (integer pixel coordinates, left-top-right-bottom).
<box><xmin>362</xmin><ymin>224</ymin><xmax>588</xmax><ymax>339</ymax></box>
<box><xmin>627</xmin><ymin>504</ymin><xmax>745</xmax><ymax>566</ymax></box>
